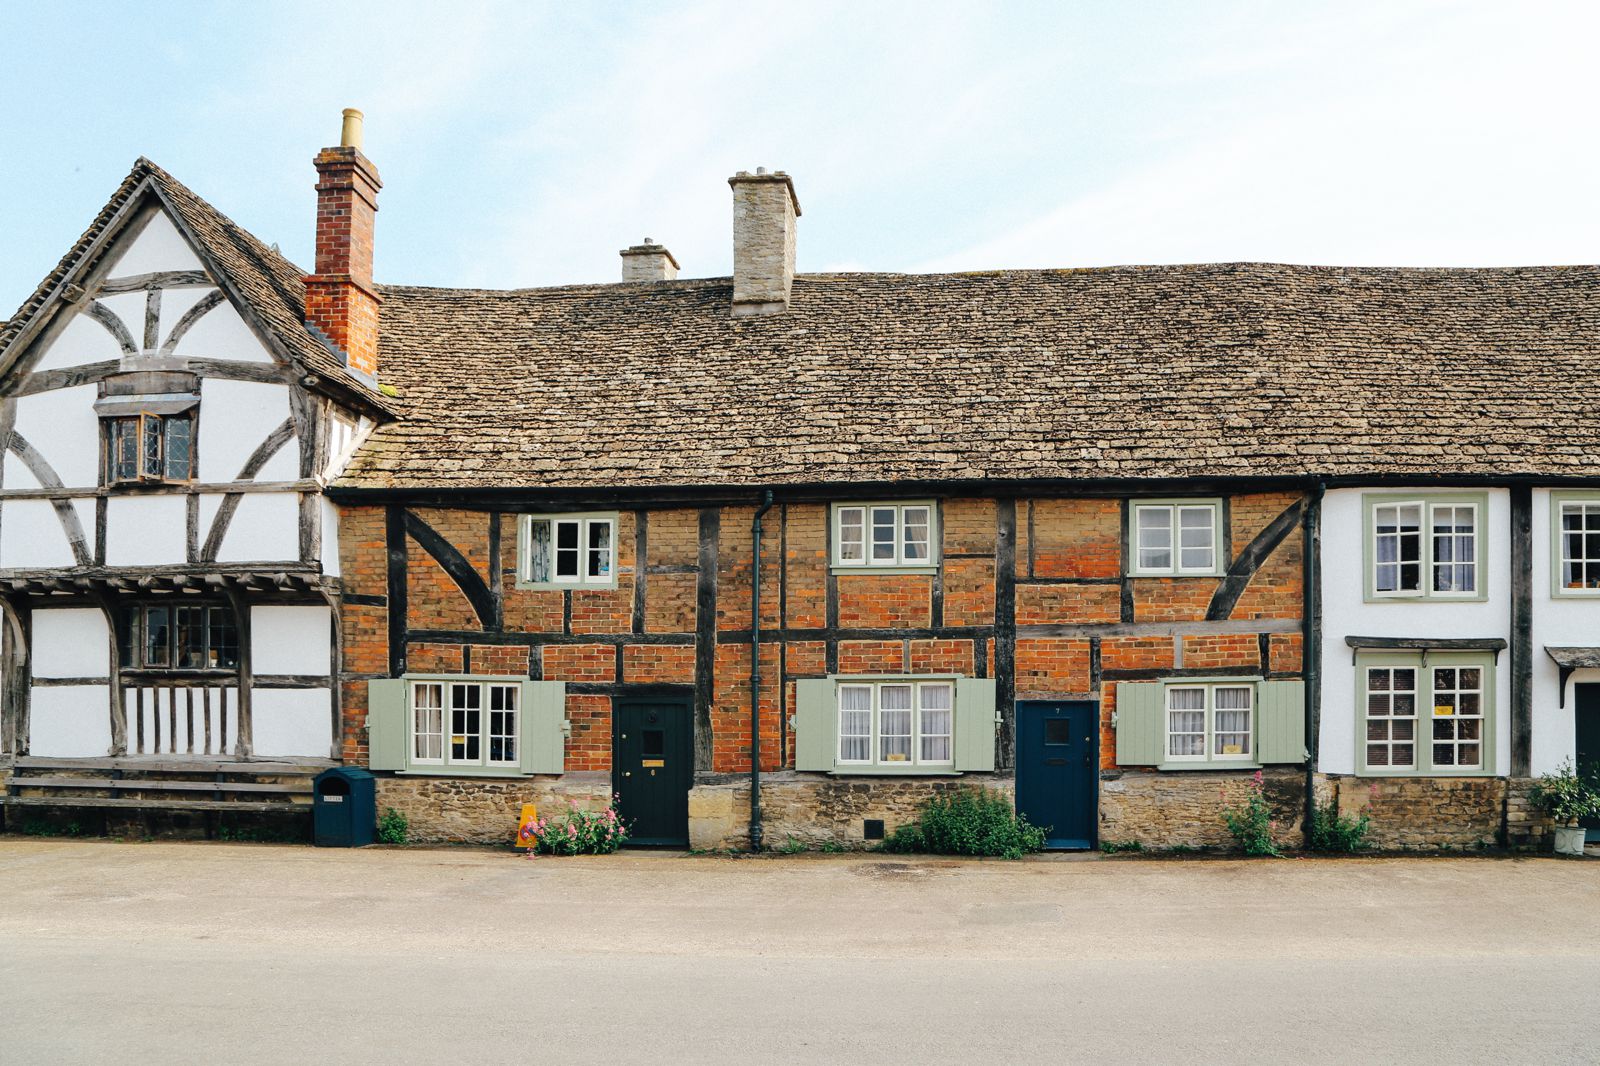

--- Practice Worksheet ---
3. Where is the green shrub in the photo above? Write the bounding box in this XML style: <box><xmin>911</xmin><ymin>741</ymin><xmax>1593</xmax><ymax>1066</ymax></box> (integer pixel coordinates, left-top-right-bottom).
<box><xmin>376</xmin><ymin>807</ymin><xmax>409</xmax><ymax>845</ymax></box>
<box><xmin>1307</xmin><ymin>801</ymin><xmax>1370</xmax><ymax>853</ymax></box>
<box><xmin>1100</xmin><ymin>839</ymin><xmax>1144</xmax><ymax>854</ymax></box>
<box><xmin>883</xmin><ymin>788</ymin><xmax>1046</xmax><ymax>860</ymax></box>
<box><xmin>1528</xmin><ymin>760</ymin><xmax>1600</xmax><ymax>827</ymax></box>
<box><xmin>1220</xmin><ymin>771</ymin><xmax>1280</xmax><ymax>856</ymax></box>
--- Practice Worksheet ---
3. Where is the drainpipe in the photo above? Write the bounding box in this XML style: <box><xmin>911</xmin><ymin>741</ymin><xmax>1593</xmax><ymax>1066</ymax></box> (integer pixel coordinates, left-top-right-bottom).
<box><xmin>750</xmin><ymin>489</ymin><xmax>775</xmax><ymax>851</ymax></box>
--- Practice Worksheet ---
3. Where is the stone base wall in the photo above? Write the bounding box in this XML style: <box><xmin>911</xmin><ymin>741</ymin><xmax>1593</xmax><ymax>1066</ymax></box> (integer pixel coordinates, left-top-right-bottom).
<box><xmin>691</xmin><ymin>772</ymin><xmax>1014</xmax><ymax>851</ymax></box>
<box><xmin>1321</xmin><ymin>774</ymin><xmax>1553</xmax><ymax>851</ymax></box>
<box><xmin>1099</xmin><ymin>769</ymin><xmax>1306</xmax><ymax>851</ymax></box>
<box><xmin>376</xmin><ymin>773</ymin><xmax>612</xmax><ymax>845</ymax></box>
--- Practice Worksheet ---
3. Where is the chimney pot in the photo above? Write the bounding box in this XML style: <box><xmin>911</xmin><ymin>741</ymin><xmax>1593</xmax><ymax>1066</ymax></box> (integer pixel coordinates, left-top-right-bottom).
<box><xmin>304</xmin><ymin>110</ymin><xmax>383</xmax><ymax>378</ymax></box>
<box><xmin>620</xmin><ymin>239</ymin><xmax>680</xmax><ymax>282</ymax></box>
<box><xmin>728</xmin><ymin>168</ymin><xmax>801</xmax><ymax>317</ymax></box>
<box><xmin>340</xmin><ymin>108</ymin><xmax>364</xmax><ymax>150</ymax></box>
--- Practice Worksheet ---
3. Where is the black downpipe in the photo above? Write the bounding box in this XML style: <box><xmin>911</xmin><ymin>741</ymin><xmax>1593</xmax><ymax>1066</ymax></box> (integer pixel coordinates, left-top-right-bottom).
<box><xmin>750</xmin><ymin>489</ymin><xmax>775</xmax><ymax>851</ymax></box>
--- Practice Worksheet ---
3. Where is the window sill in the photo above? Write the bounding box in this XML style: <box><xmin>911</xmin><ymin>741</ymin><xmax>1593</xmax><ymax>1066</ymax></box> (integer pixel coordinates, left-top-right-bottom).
<box><xmin>826</xmin><ymin>765</ymin><xmax>963</xmax><ymax>777</ymax></box>
<box><xmin>513</xmin><ymin>580</ymin><xmax>619</xmax><ymax>592</ymax></box>
<box><xmin>1362</xmin><ymin>594</ymin><xmax>1489</xmax><ymax>605</ymax></box>
<box><xmin>1127</xmin><ymin>571</ymin><xmax>1226</xmax><ymax>581</ymax></box>
<box><xmin>1354</xmin><ymin>769</ymin><xmax>1496</xmax><ymax>779</ymax></box>
<box><xmin>829</xmin><ymin>565</ymin><xmax>940</xmax><ymax>577</ymax></box>
<box><xmin>398</xmin><ymin>766</ymin><xmax>538</xmax><ymax>779</ymax></box>
<box><xmin>1156</xmin><ymin>762</ymin><xmax>1263</xmax><ymax>773</ymax></box>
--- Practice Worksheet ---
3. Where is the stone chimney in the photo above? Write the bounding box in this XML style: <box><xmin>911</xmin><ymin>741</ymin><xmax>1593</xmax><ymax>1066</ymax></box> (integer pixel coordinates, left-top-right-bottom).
<box><xmin>304</xmin><ymin>108</ymin><xmax>382</xmax><ymax>378</ymax></box>
<box><xmin>728</xmin><ymin>168</ymin><xmax>801</xmax><ymax>317</ymax></box>
<box><xmin>619</xmin><ymin>238</ymin><xmax>679</xmax><ymax>282</ymax></box>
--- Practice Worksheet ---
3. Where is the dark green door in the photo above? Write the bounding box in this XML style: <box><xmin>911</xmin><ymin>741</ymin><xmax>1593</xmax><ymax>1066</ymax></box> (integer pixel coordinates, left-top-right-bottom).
<box><xmin>614</xmin><ymin>699</ymin><xmax>692</xmax><ymax>847</ymax></box>
<box><xmin>1015</xmin><ymin>700</ymin><xmax>1097</xmax><ymax>850</ymax></box>
<box><xmin>1576</xmin><ymin>684</ymin><xmax>1600</xmax><ymax>843</ymax></box>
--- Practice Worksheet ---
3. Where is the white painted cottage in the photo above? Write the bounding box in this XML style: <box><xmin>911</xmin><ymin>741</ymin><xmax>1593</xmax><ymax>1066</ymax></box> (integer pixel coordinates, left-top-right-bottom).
<box><xmin>0</xmin><ymin>121</ymin><xmax>392</xmax><ymax>816</ymax></box>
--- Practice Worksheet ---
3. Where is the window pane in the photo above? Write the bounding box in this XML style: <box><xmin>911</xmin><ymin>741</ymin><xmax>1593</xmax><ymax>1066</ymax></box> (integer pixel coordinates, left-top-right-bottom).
<box><xmin>175</xmin><ymin>606</ymin><xmax>207</xmax><ymax>668</ymax></box>
<box><xmin>837</xmin><ymin>507</ymin><xmax>865</xmax><ymax>563</ymax></box>
<box><xmin>1431</xmin><ymin>663</ymin><xmax>1484</xmax><ymax>769</ymax></box>
<box><xmin>1178</xmin><ymin>507</ymin><xmax>1215</xmax><ymax>571</ymax></box>
<box><xmin>839</xmin><ymin>685</ymin><xmax>871</xmax><ymax>762</ymax></box>
<box><xmin>1167</xmin><ymin>687</ymin><xmax>1205</xmax><ymax>757</ymax></box>
<box><xmin>144</xmin><ymin>606</ymin><xmax>171</xmax><ymax>667</ymax></box>
<box><xmin>554</xmin><ymin>520</ymin><xmax>580</xmax><ymax>579</ymax></box>
<box><xmin>488</xmin><ymin>685</ymin><xmax>518</xmax><ymax>763</ymax></box>
<box><xmin>207</xmin><ymin>606</ymin><xmax>239</xmax><ymax>668</ymax></box>
<box><xmin>163</xmin><ymin>416</ymin><xmax>193</xmax><ymax>480</ymax></box>
<box><xmin>1431</xmin><ymin>505</ymin><xmax>1476</xmax><ymax>593</ymax></box>
<box><xmin>413</xmin><ymin>683</ymin><xmax>443</xmax><ymax>760</ymax></box>
<box><xmin>919</xmin><ymin>683</ymin><xmax>952</xmax><ymax>763</ymax></box>
<box><xmin>1137</xmin><ymin>507</ymin><xmax>1173</xmax><ymax>571</ymax></box>
<box><xmin>1365</xmin><ymin>667</ymin><xmax>1417</xmax><ymax>769</ymax></box>
<box><xmin>109</xmin><ymin>418</ymin><xmax>138</xmax><ymax>481</ymax></box>
<box><xmin>870</xmin><ymin>507</ymin><xmax>897</xmax><ymax>563</ymax></box>
<box><xmin>525</xmin><ymin>519</ymin><xmax>552</xmax><ymax>583</ymax></box>
<box><xmin>140</xmin><ymin>415</ymin><xmax>162</xmax><ymax>478</ymax></box>
<box><xmin>879</xmin><ymin>684</ymin><xmax>912</xmax><ymax>762</ymax></box>
<box><xmin>902</xmin><ymin>506</ymin><xmax>931</xmax><ymax>563</ymax></box>
<box><xmin>1374</xmin><ymin>504</ymin><xmax>1422</xmax><ymax>592</ymax></box>
<box><xmin>451</xmin><ymin>684</ymin><xmax>482</xmax><ymax>763</ymax></box>
<box><xmin>586</xmin><ymin>520</ymin><xmax>613</xmax><ymax>581</ymax></box>
<box><xmin>1213</xmin><ymin>686</ymin><xmax>1251</xmax><ymax>756</ymax></box>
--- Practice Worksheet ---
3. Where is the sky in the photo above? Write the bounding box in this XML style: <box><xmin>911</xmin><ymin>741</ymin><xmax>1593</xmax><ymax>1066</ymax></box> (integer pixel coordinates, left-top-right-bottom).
<box><xmin>2</xmin><ymin>1</ymin><xmax>1599</xmax><ymax>305</ymax></box>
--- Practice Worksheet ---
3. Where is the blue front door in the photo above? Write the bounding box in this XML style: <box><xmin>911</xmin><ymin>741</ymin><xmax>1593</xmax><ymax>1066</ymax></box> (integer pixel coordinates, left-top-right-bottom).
<box><xmin>1015</xmin><ymin>701</ymin><xmax>1097</xmax><ymax>850</ymax></box>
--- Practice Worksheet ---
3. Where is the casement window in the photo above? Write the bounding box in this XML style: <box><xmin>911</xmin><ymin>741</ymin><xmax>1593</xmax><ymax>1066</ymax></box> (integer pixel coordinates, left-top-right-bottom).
<box><xmin>1358</xmin><ymin>654</ymin><xmax>1493</xmax><ymax>775</ymax></box>
<box><xmin>1129</xmin><ymin>500</ymin><xmax>1223</xmax><ymax>576</ymax></box>
<box><xmin>518</xmin><ymin>514</ymin><xmax>618</xmax><ymax>589</ymax></box>
<box><xmin>1365</xmin><ymin>494</ymin><xmax>1486</xmax><ymax>600</ymax></box>
<box><xmin>323</xmin><ymin>409</ymin><xmax>364</xmax><ymax>478</ymax></box>
<box><xmin>104</xmin><ymin>412</ymin><xmax>195</xmax><ymax>485</ymax></box>
<box><xmin>365</xmin><ymin>676</ymin><xmax>568</xmax><ymax>777</ymax></box>
<box><xmin>795</xmin><ymin>676</ymin><xmax>995</xmax><ymax>774</ymax></box>
<box><xmin>1552</xmin><ymin>494</ymin><xmax>1600</xmax><ymax>595</ymax></box>
<box><xmin>832</xmin><ymin>503</ymin><xmax>938</xmax><ymax>570</ymax></box>
<box><xmin>1114</xmin><ymin>678</ymin><xmax>1305</xmax><ymax>769</ymax></box>
<box><xmin>118</xmin><ymin>603</ymin><xmax>238</xmax><ymax>670</ymax></box>
<box><xmin>836</xmin><ymin>680</ymin><xmax>955</xmax><ymax>767</ymax></box>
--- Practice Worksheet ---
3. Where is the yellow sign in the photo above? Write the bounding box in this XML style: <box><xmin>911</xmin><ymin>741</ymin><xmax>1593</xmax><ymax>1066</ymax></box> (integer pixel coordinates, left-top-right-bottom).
<box><xmin>642</xmin><ymin>759</ymin><xmax>665</xmax><ymax>768</ymax></box>
<box><xmin>1222</xmin><ymin>744</ymin><xmax>1242</xmax><ymax>755</ymax></box>
<box><xmin>1434</xmin><ymin>705</ymin><xmax>1455</xmax><ymax>717</ymax></box>
<box><xmin>516</xmin><ymin>803</ymin><xmax>539</xmax><ymax>849</ymax></box>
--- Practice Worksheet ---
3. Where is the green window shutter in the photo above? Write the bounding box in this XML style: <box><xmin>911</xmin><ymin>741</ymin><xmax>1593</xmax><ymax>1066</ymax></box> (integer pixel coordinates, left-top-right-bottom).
<box><xmin>520</xmin><ymin>680</ymin><xmax>567</xmax><ymax>775</ymax></box>
<box><xmin>794</xmin><ymin>679</ymin><xmax>835</xmax><ymax>771</ymax></box>
<box><xmin>365</xmin><ymin>678</ymin><xmax>407</xmax><ymax>771</ymax></box>
<box><xmin>1256</xmin><ymin>679</ymin><xmax>1307</xmax><ymax>764</ymax></box>
<box><xmin>1114</xmin><ymin>681</ymin><xmax>1164</xmax><ymax>766</ymax></box>
<box><xmin>954</xmin><ymin>678</ymin><xmax>997</xmax><ymax>772</ymax></box>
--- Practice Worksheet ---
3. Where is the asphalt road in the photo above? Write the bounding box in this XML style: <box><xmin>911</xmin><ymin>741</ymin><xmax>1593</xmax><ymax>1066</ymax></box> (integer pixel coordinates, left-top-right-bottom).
<box><xmin>0</xmin><ymin>841</ymin><xmax>1595</xmax><ymax>1065</ymax></box>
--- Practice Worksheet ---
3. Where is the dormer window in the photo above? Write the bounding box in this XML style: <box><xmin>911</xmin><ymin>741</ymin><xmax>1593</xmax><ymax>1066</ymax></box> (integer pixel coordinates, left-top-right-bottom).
<box><xmin>105</xmin><ymin>412</ymin><xmax>195</xmax><ymax>484</ymax></box>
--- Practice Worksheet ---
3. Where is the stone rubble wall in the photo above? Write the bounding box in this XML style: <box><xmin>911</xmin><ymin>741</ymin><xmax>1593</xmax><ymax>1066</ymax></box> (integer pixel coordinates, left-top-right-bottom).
<box><xmin>376</xmin><ymin>773</ymin><xmax>612</xmax><ymax>845</ymax></box>
<box><xmin>1322</xmin><ymin>774</ymin><xmax>1554</xmax><ymax>851</ymax></box>
<box><xmin>1098</xmin><ymin>768</ymin><xmax>1306</xmax><ymax>850</ymax></box>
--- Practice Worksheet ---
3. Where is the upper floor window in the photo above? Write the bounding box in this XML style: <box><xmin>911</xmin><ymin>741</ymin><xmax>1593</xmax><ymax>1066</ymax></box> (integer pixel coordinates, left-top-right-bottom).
<box><xmin>1365</xmin><ymin>494</ymin><xmax>1485</xmax><ymax>600</ymax></box>
<box><xmin>118</xmin><ymin>603</ymin><xmax>238</xmax><ymax>671</ymax></box>
<box><xmin>518</xmin><ymin>514</ymin><xmax>617</xmax><ymax>589</ymax></box>
<box><xmin>104</xmin><ymin>412</ymin><xmax>195</xmax><ymax>485</ymax></box>
<box><xmin>324</xmin><ymin>409</ymin><xmax>362</xmax><ymax>478</ymax></box>
<box><xmin>832</xmin><ymin>503</ymin><xmax>938</xmax><ymax>570</ymax></box>
<box><xmin>1129</xmin><ymin>500</ymin><xmax>1222</xmax><ymax>576</ymax></box>
<box><xmin>1553</xmin><ymin>494</ymin><xmax>1600</xmax><ymax>595</ymax></box>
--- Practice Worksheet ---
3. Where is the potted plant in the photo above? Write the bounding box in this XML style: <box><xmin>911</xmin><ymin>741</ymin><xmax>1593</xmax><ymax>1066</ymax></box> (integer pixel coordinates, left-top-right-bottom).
<box><xmin>1528</xmin><ymin>760</ymin><xmax>1598</xmax><ymax>857</ymax></box>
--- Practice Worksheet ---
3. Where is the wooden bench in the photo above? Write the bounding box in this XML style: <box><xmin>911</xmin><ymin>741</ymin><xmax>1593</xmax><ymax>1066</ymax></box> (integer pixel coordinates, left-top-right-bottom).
<box><xmin>2</xmin><ymin>757</ymin><xmax>326</xmax><ymax>821</ymax></box>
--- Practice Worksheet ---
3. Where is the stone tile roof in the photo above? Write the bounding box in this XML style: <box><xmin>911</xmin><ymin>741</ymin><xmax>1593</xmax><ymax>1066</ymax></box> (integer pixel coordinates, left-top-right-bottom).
<box><xmin>337</xmin><ymin>263</ymin><xmax>1600</xmax><ymax>490</ymax></box>
<box><xmin>1</xmin><ymin>159</ymin><xmax>392</xmax><ymax>416</ymax></box>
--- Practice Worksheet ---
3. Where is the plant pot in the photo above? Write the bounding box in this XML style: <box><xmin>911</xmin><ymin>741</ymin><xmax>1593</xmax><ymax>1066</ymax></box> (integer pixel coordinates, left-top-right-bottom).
<box><xmin>1553</xmin><ymin>825</ymin><xmax>1587</xmax><ymax>857</ymax></box>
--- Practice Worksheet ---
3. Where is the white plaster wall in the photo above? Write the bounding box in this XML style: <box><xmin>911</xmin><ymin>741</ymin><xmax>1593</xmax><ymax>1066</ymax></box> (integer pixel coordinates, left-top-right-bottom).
<box><xmin>93</xmin><ymin>292</ymin><xmax>148</xmax><ymax>348</ymax></box>
<box><xmin>320</xmin><ymin>499</ymin><xmax>341</xmax><ymax>577</ymax></box>
<box><xmin>1318</xmin><ymin>487</ymin><xmax>1512</xmax><ymax>776</ymax></box>
<box><xmin>28</xmin><ymin>685</ymin><xmax>111</xmax><ymax>757</ymax></box>
<box><xmin>199</xmin><ymin>492</ymin><xmax>300</xmax><ymax>564</ymax></box>
<box><xmin>104</xmin><ymin>210</ymin><xmax>204</xmax><ymax>277</ymax></box>
<box><xmin>124</xmin><ymin>685</ymin><xmax>237</xmax><ymax>757</ymax></box>
<box><xmin>156</xmin><ymin>286</ymin><xmax>214</xmax><ymax>349</ymax></box>
<box><xmin>105</xmin><ymin>495</ymin><xmax>188</xmax><ymax>566</ymax></box>
<box><xmin>32</xmin><ymin>609</ymin><xmax>108</xmax><ymax>678</ymax></box>
<box><xmin>1527</xmin><ymin>488</ymin><xmax>1600</xmax><ymax>773</ymax></box>
<box><xmin>252</xmin><ymin>605</ymin><xmax>331</xmax><ymax>675</ymax></box>
<box><xmin>29</xmin><ymin>308</ymin><xmax>125</xmax><ymax>373</ymax></box>
<box><xmin>173</xmin><ymin>296</ymin><xmax>272</xmax><ymax>363</ymax></box>
<box><xmin>0</xmin><ymin>498</ymin><xmax>94</xmax><ymax>569</ymax></box>
<box><xmin>197</xmin><ymin>380</ymin><xmax>292</xmax><ymax>483</ymax></box>
<box><xmin>250</xmin><ymin>687</ymin><xmax>333</xmax><ymax>758</ymax></box>
<box><xmin>8</xmin><ymin>385</ymin><xmax>101</xmax><ymax>489</ymax></box>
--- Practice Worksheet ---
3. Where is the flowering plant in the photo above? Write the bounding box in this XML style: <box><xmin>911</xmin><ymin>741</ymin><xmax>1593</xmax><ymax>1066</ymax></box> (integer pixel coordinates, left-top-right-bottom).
<box><xmin>1220</xmin><ymin>771</ymin><xmax>1280</xmax><ymax>856</ymax></box>
<box><xmin>526</xmin><ymin>796</ymin><xmax>629</xmax><ymax>856</ymax></box>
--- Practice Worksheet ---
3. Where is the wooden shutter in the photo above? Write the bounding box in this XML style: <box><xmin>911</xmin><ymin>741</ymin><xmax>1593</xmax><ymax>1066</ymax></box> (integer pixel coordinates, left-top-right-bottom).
<box><xmin>794</xmin><ymin>679</ymin><xmax>835</xmax><ymax>771</ymax></box>
<box><xmin>1114</xmin><ymin>681</ymin><xmax>1165</xmax><ymax>766</ymax></box>
<box><xmin>953</xmin><ymin>678</ymin><xmax>997</xmax><ymax>772</ymax></box>
<box><xmin>520</xmin><ymin>680</ymin><xmax>567</xmax><ymax>774</ymax></box>
<box><xmin>366</xmin><ymin>678</ymin><xmax>406</xmax><ymax>771</ymax></box>
<box><xmin>1256</xmin><ymin>679</ymin><xmax>1307</xmax><ymax>764</ymax></box>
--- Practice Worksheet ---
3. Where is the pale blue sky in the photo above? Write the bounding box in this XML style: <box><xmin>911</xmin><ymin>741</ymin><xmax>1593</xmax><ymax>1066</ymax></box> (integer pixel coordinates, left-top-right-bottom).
<box><xmin>3</xmin><ymin>1</ymin><xmax>1597</xmax><ymax>306</ymax></box>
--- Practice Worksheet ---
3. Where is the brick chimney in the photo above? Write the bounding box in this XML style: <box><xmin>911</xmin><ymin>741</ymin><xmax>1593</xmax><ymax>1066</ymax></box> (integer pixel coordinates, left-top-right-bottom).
<box><xmin>728</xmin><ymin>168</ymin><xmax>800</xmax><ymax>316</ymax></box>
<box><xmin>619</xmin><ymin>238</ymin><xmax>679</xmax><ymax>282</ymax></box>
<box><xmin>304</xmin><ymin>108</ymin><xmax>382</xmax><ymax>377</ymax></box>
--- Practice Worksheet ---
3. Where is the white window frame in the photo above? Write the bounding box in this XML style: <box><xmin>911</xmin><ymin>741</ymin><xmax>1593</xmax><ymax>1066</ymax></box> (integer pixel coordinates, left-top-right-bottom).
<box><xmin>517</xmin><ymin>513</ymin><xmax>618</xmax><ymax>589</ymax></box>
<box><xmin>408</xmin><ymin>679</ymin><xmax>520</xmax><ymax>769</ymax></box>
<box><xmin>835</xmin><ymin>679</ymin><xmax>956</xmax><ymax>768</ymax></box>
<box><xmin>1365</xmin><ymin>494</ymin><xmax>1485</xmax><ymax>601</ymax></box>
<box><xmin>1163</xmin><ymin>682</ymin><xmax>1254</xmax><ymax>764</ymax></box>
<box><xmin>1356</xmin><ymin>653</ymin><xmax>1494</xmax><ymax>776</ymax></box>
<box><xmin>1129</xmin><ymin>500</ymin><xmax>1223</xmax><ymax>577</ymax></box>
<box><xmin>831</xmin><ymin>502</ymin><xmax>939</xmax><ymax>570</ymax></box>
<box><xmin>1552</xmin><ymin>494</ymin><xmax>1600</xmax><ymax>597</ymax></box>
